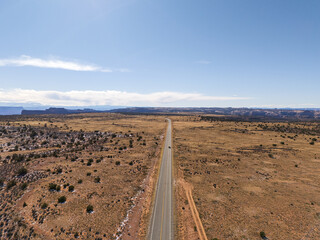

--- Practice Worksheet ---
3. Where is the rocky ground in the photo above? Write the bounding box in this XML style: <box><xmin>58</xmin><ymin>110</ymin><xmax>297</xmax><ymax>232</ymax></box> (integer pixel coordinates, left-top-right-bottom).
<box><xmin>0</xmin><ymin>114</ymin><xmax>166</xmax><ymax>239</ymax></box>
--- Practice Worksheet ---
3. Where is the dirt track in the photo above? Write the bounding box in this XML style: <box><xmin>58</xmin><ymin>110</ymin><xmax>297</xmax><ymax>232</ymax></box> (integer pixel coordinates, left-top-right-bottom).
<box><xmin>182</xmin><ymin>180</ymin><xmax>208</xmax><ymax>240</ymax></box>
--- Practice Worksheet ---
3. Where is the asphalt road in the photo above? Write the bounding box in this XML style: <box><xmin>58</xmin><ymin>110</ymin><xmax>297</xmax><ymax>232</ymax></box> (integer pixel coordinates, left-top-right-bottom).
<box><xmin>149</xmin><ymin>119</ymin><xmax>173</xmax><ymax>240</ymax></box>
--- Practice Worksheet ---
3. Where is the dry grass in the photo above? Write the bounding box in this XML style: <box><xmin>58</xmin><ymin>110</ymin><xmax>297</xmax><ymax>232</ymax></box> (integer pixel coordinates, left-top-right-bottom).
<box><xmin>173</xmin><ymin>116</ymin><xmax>320</xmax><ymax>240</ymax></box>
<box><xmin>3</xmin><ymin>113</ymin><xmax>320</xmax><ymax>239</ymax></box>
<box><xmin>0</xmin><ymin>113</ymin><xmax>166</xmax><ymax>239</ymax></box>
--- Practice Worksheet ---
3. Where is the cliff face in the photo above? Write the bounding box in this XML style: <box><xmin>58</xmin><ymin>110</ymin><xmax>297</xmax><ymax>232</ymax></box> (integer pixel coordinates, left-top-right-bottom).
<box><xmin>16</xmin><ymin>107</ymin><xmax>320</xmax><ymax>120</ymax></box>
<box><xmin>110</xmin><ymin>107</ymin><xmax>320</xmax><ymax>120</ymax></box>
<box><xmin>21</xmin><ymin>107</ymin><xmax>99</xmax><ymax>115</ymax></box>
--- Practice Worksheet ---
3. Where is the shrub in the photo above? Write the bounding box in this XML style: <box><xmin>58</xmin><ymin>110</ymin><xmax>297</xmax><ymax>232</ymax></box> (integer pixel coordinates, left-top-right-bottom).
<box><xmin>41</xmin><ymin>203</ymin><xmax>48</xmax><ymax>209</ymax></box>
<box><xmin>49</xmin><ymin>183</ymin><xmax>60</xmax><ymax>191</ymax></box>
<box><xmin>58</xmin><ymin>196</ymin><xmax>66</xmax><ymax>203</ymax></box>
<box><xmin>30</xmin><ymin>130</ymin><xmax>37</xmax><ymax>138</ymax></box>
<box><xmin>86</xmin><ymin>205</ymin><xmax>94</xmax><ymax>213</ymax></box>
<box><xmin>78</xmin><ymin>179</ymin><xmax>83</xmax><ymax>184</ymax></box>
<box><xmin>94</xmin><ymin>177</ymin><xmax>100</xmax><ymax>183</ymax></box>
<box><xmin>23</xmin><ymin>202</ymin><xmax>27</xmax><ymax>207</ymax></box>
<box><xmin>260</xmin><ymin>231</ymin><xmax>266</xmax><ymax>238</ymax></box>
<box><xmin>310</xmin><ymin>141</ymin><xmax>315</xmax><ymax>145</ymax></box>
<box><xmin>0</xmin><ymin>178</ymin><xmax>4</xmax><ymax>187</ymax></box>
<box><xmin>115</xmin><ymin>161</ymin><xmax>120</xmax><ymax>166</ymax></box>
<box><xmin>17</xmin><ymin>167</ymin><xmax>28</xmax><ymax>176</ymax></box>
<box><xmin>87</xmin><ymin>172</ymin><xmax>91</xmax><ymax>176</ymax></box>
<box><xmin>68</xmin><ymin>185</ymin><xmax>74</xmax><ymax>192</ymax></box>
<box><xmin>7</xmin><ymin>180</ymin><xmax>16</xmax><ymax>189</ymax></box>
<box><xmin>20</xmin><ymin>182</ymin><xmax>28</xmax><ymax>190</ymax></box>
<box><xmin>49</xmin><ymin>183</ymin><xmax>57</xmax><ymax>190</ymax></box>
<box><xmin>11</xmin><ymin>154</ymin><xmax>25</xmax><ymax>162</ymax></box>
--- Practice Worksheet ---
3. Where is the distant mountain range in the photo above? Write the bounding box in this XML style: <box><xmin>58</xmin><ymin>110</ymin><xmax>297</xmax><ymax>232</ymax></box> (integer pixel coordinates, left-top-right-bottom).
<box><xmin>1</xmin><ymin>106</ymin><xmax>320</xmax><ymax>121</ymax></box>
<box><xmin>21</xmin><ymin>107</ymin><xmax>101</xmax><ymax>115</ymax></box>
<box><xmin>109</xmin><ymin>107</ymin><xmax>320</xmax><ymax>120</ymax></box>
<box><xmin>0</xmin><ymin>105</ymin><xmax>124</xmax><ymax>115</ymax></box>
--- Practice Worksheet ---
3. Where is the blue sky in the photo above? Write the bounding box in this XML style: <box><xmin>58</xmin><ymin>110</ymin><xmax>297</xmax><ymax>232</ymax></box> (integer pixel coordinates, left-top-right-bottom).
<box><xmin>0</xmin><ymin>0</ymin><xmax>319</xmax><ymax>107</ymax></box>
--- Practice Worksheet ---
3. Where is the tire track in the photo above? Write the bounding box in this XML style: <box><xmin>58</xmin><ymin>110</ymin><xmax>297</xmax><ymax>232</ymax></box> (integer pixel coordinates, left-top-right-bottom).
<box><xmin>183</xmin><ymin>182</ymin><xmax>208</xmax><ymax>240</ymax></box>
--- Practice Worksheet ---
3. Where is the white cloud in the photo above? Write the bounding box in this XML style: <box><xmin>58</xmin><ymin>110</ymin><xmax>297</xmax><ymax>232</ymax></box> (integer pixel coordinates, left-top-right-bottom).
<box><xmin>0</xmin><ymin>89</ymin><xmax>251</xmax><ymax>107</ymax></box>
<box><xmin>0</xmin><ymin>55</ymin><xmax>120</xmax><ymax>72</ymax></box>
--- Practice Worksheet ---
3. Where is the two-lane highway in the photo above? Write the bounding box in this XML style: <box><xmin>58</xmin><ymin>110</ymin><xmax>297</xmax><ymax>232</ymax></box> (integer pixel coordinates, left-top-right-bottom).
<box><xmin>149</xmin><ymin>119</ymin><xmax>173</xmax><ymax>240</ymax></box>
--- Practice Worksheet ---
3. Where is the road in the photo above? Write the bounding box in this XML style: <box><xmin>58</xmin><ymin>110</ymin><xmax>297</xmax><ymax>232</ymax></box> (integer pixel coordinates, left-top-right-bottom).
<box><xmin>149</xmin><ymin>119</ymin><xmax>173</xmax><ymax>240</ymax></box>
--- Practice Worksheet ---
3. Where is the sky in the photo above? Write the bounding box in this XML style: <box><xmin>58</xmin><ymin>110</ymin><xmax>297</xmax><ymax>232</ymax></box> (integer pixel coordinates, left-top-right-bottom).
<box><xmin>0</xmin><ymin>0</ymin><xmax>319</xmax><ymax>108</ymax></box>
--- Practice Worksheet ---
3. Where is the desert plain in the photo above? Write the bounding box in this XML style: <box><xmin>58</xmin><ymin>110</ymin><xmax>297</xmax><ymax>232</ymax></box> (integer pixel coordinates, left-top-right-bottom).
<box><xmin>0</xmin><ymin>113</ymin><xmax>319</xmax><ymax>240</ymax></box>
